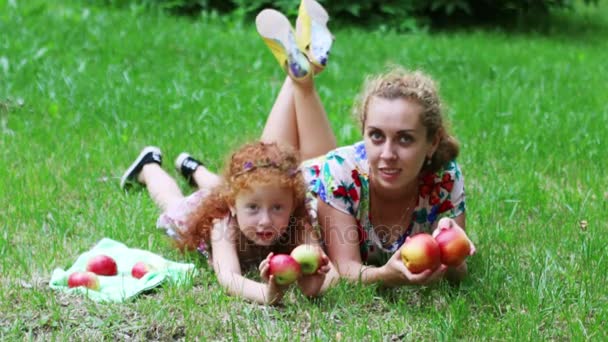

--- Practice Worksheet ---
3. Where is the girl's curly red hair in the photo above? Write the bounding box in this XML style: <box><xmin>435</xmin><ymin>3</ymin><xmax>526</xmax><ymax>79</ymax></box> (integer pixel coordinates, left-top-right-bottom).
<box><xmin>177</xmin><ymin>141</ymin><xmax>309</xmax><ymax>251</ymax></box>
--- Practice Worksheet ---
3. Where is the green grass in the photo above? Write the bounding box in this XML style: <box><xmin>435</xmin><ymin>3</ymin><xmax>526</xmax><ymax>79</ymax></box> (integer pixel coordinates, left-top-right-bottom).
<box><xmin>1</xmin><ymin>0</ymin><xmax>607</xmax><ymax>339</ymax></box>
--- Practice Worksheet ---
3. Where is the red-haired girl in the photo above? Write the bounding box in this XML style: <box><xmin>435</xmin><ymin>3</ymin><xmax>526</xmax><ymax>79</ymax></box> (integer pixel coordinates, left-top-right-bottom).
<box><xmin>121</xmin><ymin>142</ymin><xmax>335</xmax><ymax>304</ymax></box>
<box><xmin>120</xmin><ymin>0</ymin><xmax>339</xmax><ymax>304</ymax></box>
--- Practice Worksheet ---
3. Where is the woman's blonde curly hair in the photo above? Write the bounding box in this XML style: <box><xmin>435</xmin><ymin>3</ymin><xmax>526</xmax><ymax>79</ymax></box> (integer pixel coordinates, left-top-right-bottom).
<box><xmin>353</xmin><ymin>67</ymin><xmax>459</xmax><ymax>173</ymax></box>
<box><xmin>177</xmin><ymin>141</ymin><xmax>309</xmax><ymax>251</ymax></box>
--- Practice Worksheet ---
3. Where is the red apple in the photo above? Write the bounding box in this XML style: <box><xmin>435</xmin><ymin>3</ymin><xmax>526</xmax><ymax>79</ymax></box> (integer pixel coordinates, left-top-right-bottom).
<box><xmin>68</xmin><ymin>271</ymin><xmax>100</xmax><ymax>290</ymax></box>
<box><xmin>400</xmin><ymin>233</ymin><xmax>441</xmax><ymax>273</ymax></box>
<box><xmin>131</xmin><ymin>261</ymin><xmax>154</xmax><ymax>279</ymax></box>
<box><xmin>86</xmin><ymin>254</ymin><xmax>118</xmax><ymax>276</ymax></box>
<box><xmin>290</xmin><ymin>244</ymin><xmax>323</xmax><ymax>275</ymax></box>
<box><xmin>268</xmin><ymin>254</ymin><xmax>301</xmax><ymax>285</ymax></box>
<box><xmin>433</xmin><ymin>226</ymin><xmax>475</xmax><ymax>266</ymax></box>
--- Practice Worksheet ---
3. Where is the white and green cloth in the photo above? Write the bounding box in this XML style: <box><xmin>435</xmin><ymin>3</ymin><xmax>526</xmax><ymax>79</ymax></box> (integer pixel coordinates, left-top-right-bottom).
<box><xmin>50</xmin><ymin>238</ymin><xmax>197</xmax><ymax>302</ymax></box>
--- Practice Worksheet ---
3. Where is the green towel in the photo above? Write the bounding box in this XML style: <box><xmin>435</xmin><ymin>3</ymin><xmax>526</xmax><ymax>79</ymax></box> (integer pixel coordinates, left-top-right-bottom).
<box><xmin>50</xmin><ymin>238</ymin><xmax>197</xmax><ymax>302</ymax></box>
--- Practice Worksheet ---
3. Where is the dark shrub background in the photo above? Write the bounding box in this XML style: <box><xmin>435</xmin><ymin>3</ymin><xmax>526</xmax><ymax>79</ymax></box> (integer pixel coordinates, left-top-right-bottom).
<box><xmin>93</xmin><ymin>0</ymin><xmax>600</xmax><ymax>30</ymax></box>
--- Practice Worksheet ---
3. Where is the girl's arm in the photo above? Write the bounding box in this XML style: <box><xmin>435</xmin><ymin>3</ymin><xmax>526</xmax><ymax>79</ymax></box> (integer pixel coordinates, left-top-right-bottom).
<box><xmin>210</xmin><ymin>218</ymin><xmax>286</xmax><ymax>304</ymax></box>
<box><xmin>318</xmin><ymin>200</ymin><xmax>446</xmax><ymax>287</ymax></box>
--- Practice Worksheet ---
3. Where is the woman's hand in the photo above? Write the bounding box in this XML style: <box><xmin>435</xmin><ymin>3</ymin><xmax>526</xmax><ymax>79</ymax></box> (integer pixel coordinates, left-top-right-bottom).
<box><xmin>433</xmin><ymin>216</ymin><xmax>476</xmax><ymax>256</ymax></box>
<box><xmin>433</xmin><ymin>216</ymin><xmax>473</xmax><ymax>282</ymax></box>
<box><xmin>379</xmin><ymin>248</ymin><xmax>447</xmax><ymax>287</ymax></box>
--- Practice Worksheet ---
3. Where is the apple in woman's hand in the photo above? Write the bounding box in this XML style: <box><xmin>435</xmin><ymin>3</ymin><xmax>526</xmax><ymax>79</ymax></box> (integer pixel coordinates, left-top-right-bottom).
<box><xmin>68</xmin><ymin>271</ymin><xmax>100</xmax><ymax>290</ymax></box>
<box><xmin>433</xmin><ymin>226</ymin><xmax>475</xmax><ymax>266</ymax></box>
<box><xmin>290</xmin><ymin>244</ymin><xmax>322</xmax><ymax>275</ymax></box>
<box><xmin>268</xmin><ymin>254</ymin><xmax>301</xmax><ymax>285</ymax></box>
<box><xmin>400</xmin><ymin>233</ymin><xmax>441</xmax><ymax>273</ymax></box>
<box><xmin>86</xmin><ymin>254</ymin><xmax>118</xmax><ymax>276</ymax></box>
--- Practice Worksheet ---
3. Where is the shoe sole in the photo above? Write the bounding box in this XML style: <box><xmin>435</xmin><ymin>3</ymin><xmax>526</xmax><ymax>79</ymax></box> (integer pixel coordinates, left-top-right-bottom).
<box><xmin>120</xmin><ymin>146</ymin><xmax>162</xmax><ymax>189</ymax></box>
<box><xmin>296</xmin><ymin>0</ymin><xmax>333</xmax><ymax>68</ymax></box>
<box><xmin>256</xmin><ymin>9</ymin><xmax>310</xmax><ymax>79</ymax></box>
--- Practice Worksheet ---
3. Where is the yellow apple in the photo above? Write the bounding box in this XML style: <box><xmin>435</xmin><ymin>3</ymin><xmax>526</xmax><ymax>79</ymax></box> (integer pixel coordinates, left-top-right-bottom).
<box><xmin>400</xmin><ymin>233</ymin><xmax>441</xmax><ymax>273</ymax></box>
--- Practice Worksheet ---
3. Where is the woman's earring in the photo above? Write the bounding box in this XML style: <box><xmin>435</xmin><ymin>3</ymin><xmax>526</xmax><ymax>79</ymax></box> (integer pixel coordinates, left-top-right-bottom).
<box><xmin>426</xmin><ymin>157</ymin><xmax>432</xmax><ymax>166</ymax></box>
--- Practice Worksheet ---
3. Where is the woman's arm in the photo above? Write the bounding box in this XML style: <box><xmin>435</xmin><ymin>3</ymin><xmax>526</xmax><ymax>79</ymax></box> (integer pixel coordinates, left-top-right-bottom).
<box><xmin>317</xmin><ymin>200</ymin><xmax>373</xmax><ymax>282</ymax></box>
<box><xmin>319</xmin><ymin>200</ymin><xmax>447</xmax><ymax>286</ymax></box>
<box><xmin>317</xmin><ymin>200</ymin><xmax>400</xmax><ymax>285</ymax></box>
<box><xmin>210</xmin><ymin>218</ymin><xmax>285</xmax><ymax>304</ymax></box>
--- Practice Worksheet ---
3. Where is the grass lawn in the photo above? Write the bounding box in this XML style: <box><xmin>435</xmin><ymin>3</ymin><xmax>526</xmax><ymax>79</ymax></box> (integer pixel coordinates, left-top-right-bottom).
<box><xmin>1</xmin><ymin>0</ymin><xmax>607</xmax><ymax>339</ymax></box>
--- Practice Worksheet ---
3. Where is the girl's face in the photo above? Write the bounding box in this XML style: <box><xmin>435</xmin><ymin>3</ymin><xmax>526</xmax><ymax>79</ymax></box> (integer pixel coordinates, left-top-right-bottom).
<box><xmin>233</xmin><ymin>182</ymin><xmax>295</xmax><ymax>246</ymax></box>
<box><xmin>363</xmin><ymin>96</ymin><xmax>439</xmax><ymax>197</ymax></box>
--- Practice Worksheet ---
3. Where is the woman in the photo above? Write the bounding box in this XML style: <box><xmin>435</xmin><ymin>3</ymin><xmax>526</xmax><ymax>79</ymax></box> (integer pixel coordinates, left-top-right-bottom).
<box><xmin>255</xmin><ymin>3</ymin><xmax>468</xmax><ymax>287</ymax></box>
<box><xmin>304</xmin><ymin>70</ymin><xmax>467</xmax><ymax>286</ymax></box>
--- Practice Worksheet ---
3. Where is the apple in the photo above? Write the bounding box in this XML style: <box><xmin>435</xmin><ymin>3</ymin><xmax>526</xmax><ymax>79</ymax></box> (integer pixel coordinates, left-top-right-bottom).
<box><xmin>268</xmin><ymin>254</ymin><xmax>301</xmax><ymax>285</ymax></box>
<box><xmin>400</xmin><ymin>233</ymin><xmax>441</xmax><ymax>273</ymax></box>
<box><xmin>290</xmin><ymin>244</ymin><xmax>323</xmax><ymax>275</ymax></box>
<box><xmin>131</xmin><ymin>261</ymin><xmax>154</xmax><ymax>279</ymax></box>
<box><xmin>86</xmin><ymin>254</ymin><xmax>118</xmax><ymax>276</ymax></box>
<box><xmin>68</xmin><ymin>271</ymin><xmax>100</xmax><ymax>290</ymax></box>
<box><xmin>433</xmin><ymin>226</ymin><xmax>475</xmax><ymax>266</ymax></box>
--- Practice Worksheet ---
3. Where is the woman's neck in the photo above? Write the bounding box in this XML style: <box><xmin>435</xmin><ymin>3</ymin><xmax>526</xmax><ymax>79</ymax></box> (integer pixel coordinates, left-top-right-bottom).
<box><xmin>370</xmin><ymin>178</ymin><xmax>418</xmax><ymax>203</ymax></box>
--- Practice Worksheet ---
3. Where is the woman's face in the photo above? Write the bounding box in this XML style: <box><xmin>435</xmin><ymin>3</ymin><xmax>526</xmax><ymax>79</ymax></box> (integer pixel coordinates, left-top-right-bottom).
<box><xmin>363</xmin><ymin>96</ymin><xmax>439</xmax><ymax>197</ymax></box>
<box><xmin>233</xmin><ymin>182</ymin><xmax>294</xmax><ymax>246</ymax></box>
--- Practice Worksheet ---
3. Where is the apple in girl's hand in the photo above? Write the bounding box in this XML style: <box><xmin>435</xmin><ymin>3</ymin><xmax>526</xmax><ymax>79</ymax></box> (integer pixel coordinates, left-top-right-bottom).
<box><xmin>68</xmin><ymin>271</ymin><xmax>100</xmax><ymax>290</ymax></box>
<box><xmin>268</xmin><ymin>254</ymin><xmax>301</xmax><ymax>285</ymax></box>
<box><xmin>400</xmin><ymin>233</ymin><xmax>441</xmax><ymax>273</ymax></box>
<box><xmin>433</xmin><ymin>226</ymin><xmax>475</xmax><ymax>266</ymax></box>
<box><xmin>131</xmin><ymin>261</ymin><xmax>154</xmax><ymax>279</ymax></box>
<box><xmin>290</xmin><ymin>244</ymin><xmax>322</xmax><ymax>275</ymax></box>
<box><xmin>86</xmin><ymin>254</ymin><xmax>118</xmax><ymax>276</ymax></box>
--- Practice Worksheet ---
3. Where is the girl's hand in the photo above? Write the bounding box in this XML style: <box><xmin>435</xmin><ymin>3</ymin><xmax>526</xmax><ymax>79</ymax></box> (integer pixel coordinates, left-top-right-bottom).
<box><xmin>259</xmin><ymin>252</ymin><xmax>273</xmax><ymax>283</ymax></box>
<box><xmin>380</xmin><ymin>248</ymin><xmax>447</xmax><ymax>287</ymax></box>
<box><xmin>259</xmin><ymin>253</ymin><xmax>288</xmax><ymax>303</ymax></box>
<box><xmin>297</xmin><ymin>252</ymin><xmax>330</xmax><ymax>297</ymax></box>
<box><xmin>265</xmin><ymin>275</ymin><xmax>289</xmax><ymax>303</ymax></box>
<box><xmin>315</xmin><ymin>253</ymin><xmax>331</xmax><ymax>275</ymax></box>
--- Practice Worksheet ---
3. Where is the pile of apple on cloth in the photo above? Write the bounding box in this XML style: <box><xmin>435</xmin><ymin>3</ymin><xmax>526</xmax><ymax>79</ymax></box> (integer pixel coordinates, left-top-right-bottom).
<box><xmin>49</xmin><ymin>238</ymin><xmax>197</xmax><ymax>302</ymax></box>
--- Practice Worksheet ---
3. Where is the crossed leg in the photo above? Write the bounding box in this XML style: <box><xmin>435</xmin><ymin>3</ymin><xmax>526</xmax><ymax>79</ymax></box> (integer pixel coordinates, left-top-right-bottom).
<box><xmin>191</xmin><ymin>74</ymin><xmax>337</xmax><ymax>190</ymax></box>
<box><xmin>260</xmin><ymin>76</ymin><xmax>336</xmax><ymax>161</ymax></box>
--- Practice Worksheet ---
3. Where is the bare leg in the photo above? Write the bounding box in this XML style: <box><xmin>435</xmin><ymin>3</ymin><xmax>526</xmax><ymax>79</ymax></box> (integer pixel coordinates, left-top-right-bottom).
<box><xmin>138</xmin><ymin>164</ymin><xmax>184</xmax><ymax>212</ymax></box>
<box><xmin>261</xmin><ymin>76</ymin><xmax>336</xmax><ymax>161</ymax></box>
<box><xmin>293</xmin><ymin>77</ymin><xmax>336</xmax><ymax>159</ymax></box>
<box><xmin>261</xmin><ymin>78</ymin><xmax>300</xmax><ymax>149</ymax></box>
<box><xmin>191</xmin><ymin>165</ymin><xmax>222</xmax><ymax>190</ymax></box>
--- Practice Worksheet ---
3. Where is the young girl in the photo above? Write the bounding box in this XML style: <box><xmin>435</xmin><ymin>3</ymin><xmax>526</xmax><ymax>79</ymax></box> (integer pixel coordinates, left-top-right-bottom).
<box><xmin>120</xmin><ymin>141</ymin><xmax>332</xmax><ymax>304</ymax></box>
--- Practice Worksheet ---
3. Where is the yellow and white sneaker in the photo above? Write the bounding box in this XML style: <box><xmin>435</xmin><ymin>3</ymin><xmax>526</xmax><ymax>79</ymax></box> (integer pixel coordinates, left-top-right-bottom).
<box><xmin>295</xmin><ymin>0</ymin><xmax>333</xmax><ymax>68</ymax></box>
<box><xmin>256</xmin><ymin>9</ymin><xmax>311</xmax><ymax>80</ymax></box>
